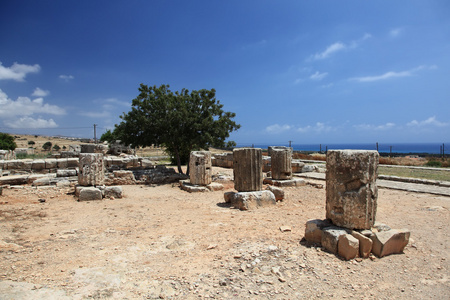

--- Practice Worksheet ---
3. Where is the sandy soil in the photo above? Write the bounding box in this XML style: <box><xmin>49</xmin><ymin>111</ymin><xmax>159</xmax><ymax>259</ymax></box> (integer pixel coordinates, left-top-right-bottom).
<box><xmin>0</xmin><ymin>167</ymin><xmax>449</xmax><ymax>299</ymax></box>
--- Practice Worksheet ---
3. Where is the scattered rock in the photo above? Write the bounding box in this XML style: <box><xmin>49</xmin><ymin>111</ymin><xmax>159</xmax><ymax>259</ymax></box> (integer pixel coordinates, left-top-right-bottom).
<box><xmin>371</xmin><ymin>229</ymin><xmax>410</xmax><ymax>258</ymax></box>
<box><xmin>338</xmin><ymin>234</ymin><xmax>359</xmax><ymax>260</ymax></box>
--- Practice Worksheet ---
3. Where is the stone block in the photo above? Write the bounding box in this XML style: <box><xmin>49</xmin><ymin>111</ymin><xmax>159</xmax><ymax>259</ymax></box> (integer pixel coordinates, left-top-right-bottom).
<box><xmin>206</xmin><ymin>182</ymin><xmax>224</xmax><ymax>191</ymax></box>
<box><xmin>104</xmin><ymin>186</ymin><xmax>123</xmax><ymax>198</ymax></box>
<box><xmin>271</xmin><ymin>147</ymin><xmax>292</xmax><ymax>180</ymax></box>
<box><xmin>233</xmin><ymin>148</ymin><xmax>263</xmax><ymax>192</ymax></box>
<box><xmin>370</xmin><ymin>229</ymin><xmax>410</xmax><ymax>258</ymax></box>
<box><xmin>31</xmin><ymin>160</ymin><xmax>46</xmax><ymax>171</ymax></box>
<box><xmin>57</xmin><ymin>169</ymin><xmax>77</xmax><ymax>177</ymax></box>
<box><xmin>57</xmin><ymin>158</ymin><xmax>68</xmax><ymax>169</ymax></box>
<box><xmin>266</xmin><ymin>185</ymin><xmax>284</xmax><ymax>201</ymax></box>
<box><xmin>321</xmin><ymin>227</ymin><xmax>349</xmax><ymax>254</ymax></box>
<box><xmin>78</xmin><ymin>187</ymin><xmax>103</xmax><ymax>201</ymax></box>
<box><xmin>351</xmin><ymin>230</ymin><xmax>373</xmax><ymax>258</ymax></box>
<box><xmin>326</xmin><ymin>150</ymin><xmax>379</xmax><ymax>230</ymax></box>
<box><xmin>304</xmin><ymin>219</ymin><xmax>332</xmax><ymax>244</ymax></box>
<box><xmin>179</xmin><ymin>180</ymin><xmax>209</xmax><ymax>193</ymax></box>
<box><xmin>292</xmin><ymin>160</ymin><xmax>305</xmax><ymax>173</ymax></box>
<box><xmin>225</xmin><ymin>190</ymin><xmax>276</xmax><ymax>211</ymax></box>
<box><xmin>78</xmin><ymin>153</ymin><xmax>105</xmax><ymax>186</ymax></box>
<box><xmin>45</xmin><ymin>159</ymin><xmax>57</xmax><ymax>169</ymax></box>
<box><xmin>338</xmin><ymin>234</ymin><xmax>359</xmax><ymax>260</ymax></box>
<box><xmin>189</xmin><ymin>151</ymin><xmax>212</xmax><ymax>185</ymax></box>
<box><xmin>67</xmin><ymin>158</ymin><xmax>79</xmax><ymax>168</ymax></box>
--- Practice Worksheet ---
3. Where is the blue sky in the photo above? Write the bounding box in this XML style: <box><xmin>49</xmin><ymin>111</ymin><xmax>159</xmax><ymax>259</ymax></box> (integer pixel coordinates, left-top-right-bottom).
<box><xmin>1</xmin><ymin>1</ymin><xmax>449</xmax><ymax>146</ymax></box>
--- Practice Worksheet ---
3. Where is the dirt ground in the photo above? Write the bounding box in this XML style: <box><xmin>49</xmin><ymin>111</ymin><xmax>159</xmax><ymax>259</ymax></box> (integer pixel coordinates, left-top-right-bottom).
<box><xmin>0</xmin><ymin>167</ymin><xmax>449</xmax><ymax>299</ymax></box>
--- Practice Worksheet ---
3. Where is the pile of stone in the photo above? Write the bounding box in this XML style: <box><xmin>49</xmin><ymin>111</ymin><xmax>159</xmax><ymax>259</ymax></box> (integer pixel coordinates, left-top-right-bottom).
<box><xmin>76</xmin><ymin>153</ymin><xmax>123</xmax><ymax>201</ymax></box>
<box><xmin>304</xmin><ymin>150</ymin><xmax>410</xmax><ymax>260</ymax></box>
<box><xmin>224</xmin><ymin>148</ymin><xmax>276</xmax><ymax>210</ymax></box>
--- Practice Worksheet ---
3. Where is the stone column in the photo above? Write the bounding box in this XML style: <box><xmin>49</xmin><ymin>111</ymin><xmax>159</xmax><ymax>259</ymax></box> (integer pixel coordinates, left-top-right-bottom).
<box><xmin>233</xmin><ymin>148</ymin><xmax>262</xmax><ymax>192</ymax></box>
<box><xmin>271</xmin><ymin>147</ymin><xmax>292</xmax><ymax>180</ymax></box>
<box><xmin>189</xmin><ymin>151</ymin><xmax>212</xmax><ymax>185</ymax></box>
<box><xmin>326</xmin><ymin>150</ymin><xmax>379</xmax><ymax>230</ymax></box>
<box><xmin>78</xmin><ymin>153</ymin><xmax>105</xmax><ymax>186</ymax></box>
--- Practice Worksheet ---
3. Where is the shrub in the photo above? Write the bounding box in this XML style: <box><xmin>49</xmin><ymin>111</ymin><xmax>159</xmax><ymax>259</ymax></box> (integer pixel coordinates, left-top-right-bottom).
<box><xmin>0</xmin><ymin>132</ymin><xmax>17</xmax><ymax>150</ymax></box>
<box><xmin>425</xmin><ymin>160</ymin><xmax>442</xmax><ymax>167</ymax></box>
<box><xmin>42</xmin><ymin>141</ymin><xmax>52</xmax><ymax>151</ymax></box>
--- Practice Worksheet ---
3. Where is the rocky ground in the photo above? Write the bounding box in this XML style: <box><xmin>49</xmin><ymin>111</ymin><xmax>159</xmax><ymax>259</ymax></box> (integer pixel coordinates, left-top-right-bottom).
<box><xmin>0</xmin><ymin>167</ymin><xmax>449</xmax><ymax>299</ymax></box>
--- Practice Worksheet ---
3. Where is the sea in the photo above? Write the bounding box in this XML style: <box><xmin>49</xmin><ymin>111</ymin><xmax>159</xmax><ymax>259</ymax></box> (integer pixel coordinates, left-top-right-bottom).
<box><xmin>235</xmin><ymin>143</ymin><xmax>448</xmax><ymax>155</ymax></box>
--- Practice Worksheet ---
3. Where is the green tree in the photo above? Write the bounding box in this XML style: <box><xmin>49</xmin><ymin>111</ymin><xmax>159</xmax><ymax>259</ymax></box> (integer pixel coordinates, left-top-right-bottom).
<box><xmin>52</xmin><ymin>144</ymin><xmax>61</xmax><ymax>151</ymax></box>
<box><xmin>42</xmin><ymin>141</ymin><xmax>52</xmax><ymax>151</ymax></box>
<box><xmin>0</xmin><ymin>132</ymin><xmax>17</xmax><ymax>150</ymax></box>
<box><xmin>114</xmin><ymin>84</ymin><xmax>240</xmax><ymax>174</ymax></box>
<box><xmin>28</xmin><ymin>140</ymin><xmax>35</xmax><ymax>146</ymax></box>
<box><xmin>100</xmin><ymin>129</ymin><xmax>116</xmax><ymax>143</ymax></box>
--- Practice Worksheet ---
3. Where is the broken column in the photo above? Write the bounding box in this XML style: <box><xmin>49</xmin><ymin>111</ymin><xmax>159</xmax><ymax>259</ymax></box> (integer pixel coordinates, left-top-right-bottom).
<box><xmin>78</xmin><ymin>153</ymin><xmax>105</xmax><ymax>186</ymax></box>
<box><xmin>271</xmin><ymin>147</ymin><xmax>292</xmax><ymax>180</ymax></box>
<box><xmin>233</xmin><ymin>148</ymin><xmax>262</xmax><ymax>192</ymax></box>
<box><xmin>189</xmin><ymin>151</ymin><xmax>212</xmax><ymax>185</ymax></box>
<box><xmin>224</xmin><ymin>148</ymin><xmax>275</xmax><ymax>210</ymax></box>
<box><xmin>326</xmin><ymin>150</ymin><xmax>379</xmax><ymax>230</ymax></box>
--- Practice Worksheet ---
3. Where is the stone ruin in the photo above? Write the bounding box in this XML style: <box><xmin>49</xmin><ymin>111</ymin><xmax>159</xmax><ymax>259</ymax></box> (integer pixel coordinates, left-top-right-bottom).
<box><xmin>224</xmin><ymin>148</ymin><xmax>276</xmax><ymax>210</ymax></box>
<box><xmin>263</xmin><ymin>146</ymin><xmax>306</xmax><ymax>188</ymax></box>
<box><xmin>304</xmin><ymin>150</ymin><xmax>410</xmax><ymax>260</ymax></box>
<box><xmin>179</xmin><ymin>151</ymin><xmax>224</xmax><ymax>192</ymax></box>
<box><xmin>76</xmin><ymin>153</ymin><xmax>123</xmax><ymax>201</ymax></box>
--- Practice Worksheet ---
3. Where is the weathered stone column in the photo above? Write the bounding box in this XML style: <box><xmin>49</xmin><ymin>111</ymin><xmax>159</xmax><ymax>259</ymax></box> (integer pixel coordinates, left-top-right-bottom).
<box><xmin>233</xmin><ymin>148</ymin><xmax>262</xmax><ymax>192</ymax></box>
<box><xmin>326</xmin><ymin>150</ymin><xmax>379</xmax><ymax>230</ymax></box>
<box><xmin>78</xmin><ymin>153</ymin><xmax>105</xmax><ymax>186</ymax></box>
<box><xmin>189</xmin><ymin>151</ymin><xmax>212</xmax><ymax>185</ymax></box>
<box><xmin>271</xmin><ymin>147</ymin><xmax>292</xmax><ymax>180</ymax></box>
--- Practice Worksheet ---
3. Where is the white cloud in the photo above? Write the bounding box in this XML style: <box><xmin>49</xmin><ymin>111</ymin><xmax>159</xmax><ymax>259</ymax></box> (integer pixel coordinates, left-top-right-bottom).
<box><xmin>312</xmin><ymin>42</ymin><xmax>346</xmax><ymax>60</ymax></box>
<box><xmin>389</xmin><ymin>28</ymin><xmax>403</xmax><ymax>38</ymax></box>
<box><xmin>32</xmin><ymin>87</ymin><xmax>50</xmax><ymax>97</ymax></box>
<box><xmin>309</xmin><ymin>33</ymin><xmax>371</xmax><ymax>61</ymax></box>
<box><xmin>80</xmin><ymin>111</ymin><xmax>111</xmax><ymax>118</ymax></box>
<box><xmin>407</xmin><ymin>116</ymin><xmax>448</xmax><ymax>127</ymax></box>
<box><xmin>0</xmin><ymin>61</ymin><xmax>40</xmax><ymax>81</ymax></box>
<box><xmin>354</xmin><ymin>122</ymin><xmax>396</xmax><ymax>131</ymax></box>
<box><xmin>0</xmin><ymin>89</ymin><xmax>66</xmax><ymax>118</ymax></box>
<box><xmin>351</xmin><ymin>65</ymin><xmax>436</xmax><ymax>82</ymax></box>
<box><xmin>4</xmin><ymin>117</ymin><xmax>58</xmax><ymax>129</ymax></box>
<box><xmin>59</xmin><ymin>74</ymin><xmax>74</xmax><ymax>82</ymax></box>
<box><xmin>266</xmin><ymin>124</ymin><xmax>292</xmax><ymax>134</ymax></box>
<box><xmin>297</xmin><ymin>122</ymin><xmax>333</xmax><ymax>133</ymax></box>
<box><xmin>310</xmin><ymin>71</ymin><xmax>328</xmax><ymax>81</ymax></box>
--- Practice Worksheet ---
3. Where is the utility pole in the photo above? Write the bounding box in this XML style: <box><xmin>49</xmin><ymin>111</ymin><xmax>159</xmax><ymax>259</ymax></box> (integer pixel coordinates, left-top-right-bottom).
<box><xmin>288</xmin><ymin>140</ymin><xmax>292</xmax><ymax>148</ymax></box>
<box><xmin>94</xmin><ymin>124</ymin><xmax>97</xmax><ymax>144</ymax></box>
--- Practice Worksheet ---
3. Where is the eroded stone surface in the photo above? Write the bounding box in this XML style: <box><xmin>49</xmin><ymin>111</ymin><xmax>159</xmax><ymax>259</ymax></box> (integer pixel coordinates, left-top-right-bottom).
<box><xmin>189</xmin><ymin>151</ymin><xmax>212</xmax><ymax>185</ymax></box>
<box><xmin>233</xmin><ymin>148</ymin><xmax>262</xmax><ymax>192</ymax></box>
<box><xmin>371</xmin><ymin>229</ymin><xmax>410</xmax><ymax>258</ymax></box>
<box><xmin>271</xmin><ymin>147</ymin><xmax>292</xmax><ymax>180</ymax></box>
<box><xmin>224</xmin><ymin>190</ymin><xmax>276</xmax><ymax>210</ymax></box>
<box><xmin>78</xmin><ymin>153</ymin><xmax>105</xmax><ymax>186</ymax></box>
<box><xmin>326</xmin><ymin>150</ymin><xmax>379</xmax><ymax>230</ymax></box>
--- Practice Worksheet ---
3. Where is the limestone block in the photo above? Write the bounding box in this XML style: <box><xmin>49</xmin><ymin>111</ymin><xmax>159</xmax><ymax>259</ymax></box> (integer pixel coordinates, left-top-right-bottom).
<box><xmin>304</xmin><ymin>219</ymin><xmax>332</xmax><ymax>244</ymax></box>
<box><xmin>78</xmin><ymin>187</ymin><xmax>103</xmax><ymax>201</ymax></box>
<box><xmin>265</xmin><ymin>185</ymin><xmax>284</xmax><ymax>201</ymax></box>
<box><xmin>271</xmin><ymin>147</ymin><xmax>292</xmax><ymax>180</ymax></box>
<box><xmin>370</xmin><ymin>229</ymin><xmax>410</xmax><ymax>258</ymax></box>
<box><xmin>321</xmin><ymin>227</ymin><xmax>349</xmax><ymax>254</ymax></box>
<box><xmin>45</xmin><ymin>159</ymin><xmax>57</xmax><ymax>169</ymax></box>
<box><xmin>233</xmin><ymin>148</ymin><xmax>262</xmax><ymax>192</ymax></box>
<box><xmin>292</xmin><ymin>160</ymin><xmax>305</xmax><ymax>173</ymax></box>
<box><xmin>179</xmin><ymin>179</ymin><xmax>209</xmax><ymax>193</ymax></box>
<box><xmin>67</xmin><ymin>158</ymin><xmax>79</xmax><ymax>168</ymax></box>
<box><xmin>351</xmin><ymin>230</ymin><xmax>373</xmax><ymax>258</ymax></box>
<box><xmin>32</xmin><ymin>160</ymin><xmax>46</xmax><ymax>171</ymax></box>
<box><xmin>57</xmin><ymin>158</ymin><xmax>68</xmax><ymax>169</ymax></box>
<box><xmin>78</xmin><ymin>153</ymin><xmax>105</xmax><ymax>186</ymax></box>
<box><xmin>338</xmin><ymin>234</ymin><xmax>359</xmax><ymax>260</ymax></box>
<box><xmin>189</xmin><ymin>151</ymin><xmax>212</xmax><ymax>185</ymax></box>
<box><xmin>104</xmin><ymin>186</ymin><xmax>123</xmax><ymax>198</ymax></box>
<box><xmin>57</xmin><ymin>169</ymin><xmax>77</xmax><ymax>177</ymax></box>
<box><xmin>262</xmin><ymin>156</ymin><xmax>271</xmax><ymax>172</ymax></box>
<box><xmin>326</xmin><ymin>150</ymin><xmax>379</xmax><ymax>230</ymax></box>
<box><xmin>373</xmin><ymin>222</ymin><xmax>391</xmax><ymax>232</ymax></box>
<box><xmin>206</xmin><ymin>182</ymin><xmax>224</xmax><ymax>192</ymax></box>
<box><xmin>225</xmin><ymin>190</ymin><xmax>276</xmax><ymax>211</ymax></box>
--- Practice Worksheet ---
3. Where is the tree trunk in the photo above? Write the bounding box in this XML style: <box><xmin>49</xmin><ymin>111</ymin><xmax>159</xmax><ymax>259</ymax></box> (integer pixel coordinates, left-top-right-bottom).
<box><xmin>186</xmin><ymin>156</ymin><xmax>190</xmax><ymax>177</ymax></box>
<box><xmin>174</xmin><ymin>147</ymin><xmax>184</xmax><ymax>174</ymax></box>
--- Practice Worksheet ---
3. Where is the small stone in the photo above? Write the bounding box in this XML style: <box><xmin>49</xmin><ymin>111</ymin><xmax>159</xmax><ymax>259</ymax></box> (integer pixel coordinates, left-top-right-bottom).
<box><xmin>338</xmin><ymin>234</ymin><xmax>359</xmax><ymax>260</ymax></box>
<box><xmin>279</xmin><ymin>226</ymin><xmax>292</xmax><ymax>232</ymax></box>
<box><xmin>371</xmin><ymin>229</ymin><xmax>410</xmax><ymax>258</ymax></box>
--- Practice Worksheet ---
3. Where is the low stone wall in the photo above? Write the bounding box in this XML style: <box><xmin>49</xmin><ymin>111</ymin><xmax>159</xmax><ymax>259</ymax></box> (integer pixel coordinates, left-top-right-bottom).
<box><xmin>1</xmin><ymin>156</ymin><xmax>154</xmax><ymax>175</ymax></box>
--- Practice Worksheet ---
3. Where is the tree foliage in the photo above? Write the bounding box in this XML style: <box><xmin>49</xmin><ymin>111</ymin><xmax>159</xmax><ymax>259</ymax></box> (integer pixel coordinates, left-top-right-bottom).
<box><xmin>42</xmin><ymin>141</ymin><xmax>52</xmax><ymax>151</ymax></box>
<box><xmin>100</xmin><ymin>129</ymin><xmax>116</xmax><ymax>143</ymax></box>
<box><xmin>113</xmin><ymin>84</ymin><xmax>240</xmax><ymax>174</ymax></box>
<box><xmin>0</xmin><ymin>132</ymin><xmax>17</xmax><ymax>150</ymax></box>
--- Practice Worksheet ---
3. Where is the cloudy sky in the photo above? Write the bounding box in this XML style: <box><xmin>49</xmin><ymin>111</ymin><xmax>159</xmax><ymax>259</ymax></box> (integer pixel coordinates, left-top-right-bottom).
<box><xmin>1</xmin><ymin>1</ymin><xmax>449</xmax><ymax>146</ymax></box>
